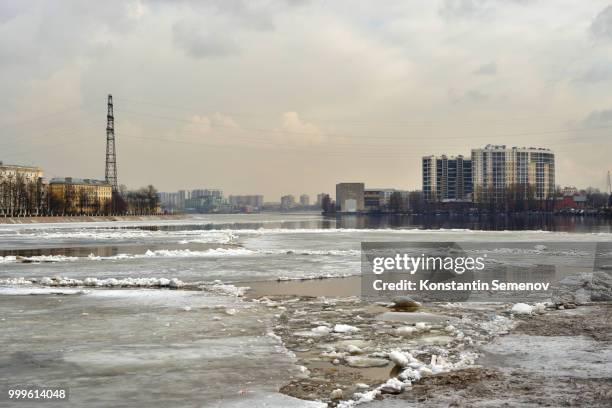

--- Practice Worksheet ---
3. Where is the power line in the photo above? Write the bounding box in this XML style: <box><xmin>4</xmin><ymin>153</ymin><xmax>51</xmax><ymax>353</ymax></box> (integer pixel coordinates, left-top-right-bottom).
<box><xmin>116</xmin><ymin>97</ymin><xmax>568</xmax><ymax>127</ymax></box>
<box><xmin>118</xmin><ymin>107</ymin><xmax>612</xmax><ymax>146</ymax></box>
<box><xmin>0</xmin><ymin>103</ymin><xmax>96</xmax><ymax>132</ymax></box>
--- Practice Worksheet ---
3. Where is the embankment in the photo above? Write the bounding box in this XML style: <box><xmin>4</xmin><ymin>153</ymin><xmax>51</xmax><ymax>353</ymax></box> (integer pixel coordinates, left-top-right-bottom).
<box><xmin>0</xmin><ymin>215</ymin><xmax>187</xmax><ymax>224</ymax></box>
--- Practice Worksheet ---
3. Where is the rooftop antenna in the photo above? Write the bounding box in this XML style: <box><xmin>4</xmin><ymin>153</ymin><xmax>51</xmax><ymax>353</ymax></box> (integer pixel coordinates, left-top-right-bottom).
<box><xmin>105</xmin><ymin>94</ymin><xmax>118</xmax><ymax>192</ymax></box>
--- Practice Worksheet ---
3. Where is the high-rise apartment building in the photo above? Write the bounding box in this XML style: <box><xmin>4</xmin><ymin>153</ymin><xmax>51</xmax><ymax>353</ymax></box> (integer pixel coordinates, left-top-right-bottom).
<box><xmin>299</xmin><ymin>194</ymin><xmax>310</xmax><ymax>207</ymax></box>
<box><xmin>280</xmin><ymin>195</ymin><xmax>296</xmax><ymax>210</ymax></box>
<box><xmin>471</xmin><ymin>145</ymin><xmax>555</xmax><ymax>202</ymax></box>
<box><xmin>191</xmin><ymin>189</ymin><xmax>222</xmax><ymax>199</ymax></box>
<box><xmin>422</xmin><ymin>155</ymin><xmax>472</xmax><ymax>202</ymax></box>
<box><xmin>316</xmin><ymin>193</ymin><xmax>327</xmax><ymax>207</ymax></box>
<box><xmin>229</xmin><ymin>195</ymin><xmax>264</xmax><ymax>208</ymax></box>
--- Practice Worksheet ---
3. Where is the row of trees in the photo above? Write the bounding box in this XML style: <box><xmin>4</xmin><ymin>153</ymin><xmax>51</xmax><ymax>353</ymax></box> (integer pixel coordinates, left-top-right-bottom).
<box><xmin>0</xmin><ymin>175</ymin><xmax>46</xmax><ymax>217</ymax></box>
<box><xmin>0</xmin><ymin>176</ymin><xmax>160</xmax><ymax>217</ymax></box>
<box><xmin>118</xmin><ymin>185</ymin><xmax>160</xmax><ymax>215</ymax></box>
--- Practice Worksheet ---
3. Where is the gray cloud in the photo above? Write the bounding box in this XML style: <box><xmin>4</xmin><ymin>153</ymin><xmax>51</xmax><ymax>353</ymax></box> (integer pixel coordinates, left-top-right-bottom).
<box><xmin>590</xmin><ymin>5</ymin><xmax>612</xmax><ymax>40</ymax></box>
<box><xmin>582</xmin><ymin>109</ymin><xmax>612</xmax><ymax>126</ymax></box>
<box><xmin>172</xmin><ymin>20</ymin><xmax>241</xmax><ymax>58</ymax></box>
<box><xmin>473</xmin><ymin>61</ymin><xmax>497</xmax><ymax>75</ymax></box>
<box><xmin>439</xmin><ymin>0</ymin><xmax>488</xmax><ymax>20</ymax></box>
<box><xmin>448</xmin><ymin>88</ymin><xmax>491</xmax><ymax>105</ymax></box>
<box><xmin>574</xmin><ymin>60</ymin><xmax>612</xmax><ymax>83</ymax></box>
<box><xmin>0</xmin><ymin>1</ymin><xmax>25</xmax><ymax>23</ymax></box>
<box><xmin>438</xmin><ymin>0</ymin><xmax>529</xmax><ymax>21</ymax></box>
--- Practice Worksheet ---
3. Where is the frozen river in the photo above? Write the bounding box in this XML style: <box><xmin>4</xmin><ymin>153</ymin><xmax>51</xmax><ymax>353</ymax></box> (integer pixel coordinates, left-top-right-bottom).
<box><xmin>0</xmin><ymin>213</ymin><xmax>610</xmax><ymax>407</ymax></box>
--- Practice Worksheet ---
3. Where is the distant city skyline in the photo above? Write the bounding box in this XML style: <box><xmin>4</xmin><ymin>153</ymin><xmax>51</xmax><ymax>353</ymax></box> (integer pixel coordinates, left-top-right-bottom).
<box><xmin>1</xmin><ymin>1</ymin><xmax>611</xmax><ymax>197</ymax></box>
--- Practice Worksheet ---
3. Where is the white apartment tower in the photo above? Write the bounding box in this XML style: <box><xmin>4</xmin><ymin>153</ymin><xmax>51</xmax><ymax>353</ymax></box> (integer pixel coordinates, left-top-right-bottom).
<box><xmin>471</xmin><ymin>145</ymin><xmax>555</xmax><ymax>202</ymax></box>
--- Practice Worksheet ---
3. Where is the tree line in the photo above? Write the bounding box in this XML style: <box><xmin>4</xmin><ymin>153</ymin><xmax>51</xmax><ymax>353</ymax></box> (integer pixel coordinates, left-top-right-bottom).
<box><xmin>0</xmin><ymin>175</ymin><xmax>160</xmax><ymax>217</ymax></box>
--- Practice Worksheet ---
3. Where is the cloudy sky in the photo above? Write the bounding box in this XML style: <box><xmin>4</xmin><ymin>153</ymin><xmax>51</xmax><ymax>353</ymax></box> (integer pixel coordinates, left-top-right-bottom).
<box><xmin>1</xmin><ymin>0</ymin><xmax>611</xmax><ymax>200</ymax></box>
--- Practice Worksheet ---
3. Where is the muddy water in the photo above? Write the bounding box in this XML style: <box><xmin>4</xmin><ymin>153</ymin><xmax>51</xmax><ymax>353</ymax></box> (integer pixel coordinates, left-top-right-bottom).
<box><xmin>245</xmin><ymin>276</ymin><xmax>362</xmax><ymax>298</ymax></box>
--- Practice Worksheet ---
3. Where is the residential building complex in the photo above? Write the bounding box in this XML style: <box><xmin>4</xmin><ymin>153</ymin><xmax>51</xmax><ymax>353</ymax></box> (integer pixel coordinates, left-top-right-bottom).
<box><xmin>49</xmin><ymin>177</ymin><xmax>112</xmax><ymax>214</ymax></box>
<box><xmin>423</xmin><ymin>146</ymin><xmax>555</xmax><ymax>204</ymax></box>
<box><xmin>0</xmin><ymin>162</ymin><xmax>46</xmax><ymax>215</ymax></box>
<box><xmin>229</xmin><ymin>195</ymin><xmax>264</xmax><ymax>208</ymax></box>
<box><xmin>471</xmin><ymin>145</ymin><xmax>555</xmax><ymax>202</ymax></box>
<box><xmin>0</xmin><ymin>162</ymin><xmax>43</xmax><ymax>182</ymax></box>
<box><xmin>422</xmin><ymin>155</ymin><xmax>472</xmax><ymax>202</ymax></box>
<box><xmin>191</xmin><ymin>189</ymin><xmax>222</xmax><ymax>199</ymax></box>
<box><xmin>185</xmin><ymin>189</ymin><xmax>226</xmax><ymax>212</ymax></box>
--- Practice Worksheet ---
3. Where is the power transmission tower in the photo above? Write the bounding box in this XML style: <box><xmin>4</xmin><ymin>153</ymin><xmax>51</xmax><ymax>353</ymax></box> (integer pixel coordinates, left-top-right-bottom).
<box><xmin>105</xmin><ymin>94</ymin><xmax>118</xmax><ymax>192</ymax></box>
<box><xmin>607</xmin><ymin>171</ymin><xmax>611</xmax><ymax>208</ymax></box>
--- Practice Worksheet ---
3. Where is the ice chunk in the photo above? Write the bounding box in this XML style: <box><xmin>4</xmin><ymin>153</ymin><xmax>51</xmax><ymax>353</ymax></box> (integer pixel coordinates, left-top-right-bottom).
<box><xmin>346</xmin><ymin>345</ymin><xmax>363</xmax><ymax>355</ymax></box>
<box><xmin>389</xmin><ymin>350</ymin><xmax>409</xmax><ymax>367</ymax></box>
<box><xmin>330</xmin><ymin>389</ymin><xmax>343</xmax><ymax>400</ymax></box>
<box><xmin>334</xmin><ymin>324</ymin><xmax>360</xmax><ymax>333</ymax></box>
<box><xmin>312</xmin><ymin>326</ymin><xmax>332</xmax><ymax>335</ymax></box>
<box><xmin>345</xmin><ymin>356</ymin><xmax>389</xmax><ymax>368</ymax></box>
<box><xmin>511</xmin><ymin>303</ymin><xmax>533</xmax><ymax>315</ymax></box>
<box><xmin>380</xmin><ymin>377</ymin><xmax>404</xmax><ymax>394</ymax></box>
<box><xmin>396</xmin><ymin>326</ymin><xmax>418</xmax><ymax>337</ymax></box>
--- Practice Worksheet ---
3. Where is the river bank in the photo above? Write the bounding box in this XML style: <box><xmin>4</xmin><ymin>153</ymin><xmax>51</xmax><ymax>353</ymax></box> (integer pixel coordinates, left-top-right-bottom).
<box><xmin>0</xmin><ymin>214</ymin><xmax>187</xmax><ymax>224</ymax></box>
<box><xmin>243</xmin><ymin>275</ymin><xmax>612</xmax><ymax>407</ymax></box>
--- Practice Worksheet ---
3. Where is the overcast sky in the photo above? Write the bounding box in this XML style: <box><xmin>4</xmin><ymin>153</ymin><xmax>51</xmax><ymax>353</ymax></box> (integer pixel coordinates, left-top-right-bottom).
<box><xmin>1</xmin><ymin>0</ymin><xmax>611</xmax><ymax>200</ymax></box>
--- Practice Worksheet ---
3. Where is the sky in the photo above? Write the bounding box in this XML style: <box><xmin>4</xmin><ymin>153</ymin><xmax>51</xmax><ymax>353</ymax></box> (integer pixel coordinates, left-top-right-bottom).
<box><xmin>0</xmin><ymin>0</ymin><xmax>611</xmax><ymax>200</ymax></box>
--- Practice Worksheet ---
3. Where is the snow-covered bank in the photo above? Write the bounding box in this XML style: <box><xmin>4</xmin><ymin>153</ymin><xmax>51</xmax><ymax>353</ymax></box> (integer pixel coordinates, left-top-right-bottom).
<box><xmin>0</xmin><ymin>214</ymin><xmax>187</xmax><ymax>225</ymax></box>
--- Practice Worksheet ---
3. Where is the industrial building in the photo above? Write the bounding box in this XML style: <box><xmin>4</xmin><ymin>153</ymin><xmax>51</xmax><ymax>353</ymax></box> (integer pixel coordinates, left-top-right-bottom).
<box><xmin>336</xmin><ymin>183</ymin><xmax>365</xmax><ymax>213</ymax></box>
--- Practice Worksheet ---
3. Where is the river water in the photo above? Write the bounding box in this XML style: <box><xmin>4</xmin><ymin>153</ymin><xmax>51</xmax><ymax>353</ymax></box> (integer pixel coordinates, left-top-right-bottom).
<box><xmin>0</xmin><ymin>213</ymin><xmax>610</xmax><ymax>407</ymax></box>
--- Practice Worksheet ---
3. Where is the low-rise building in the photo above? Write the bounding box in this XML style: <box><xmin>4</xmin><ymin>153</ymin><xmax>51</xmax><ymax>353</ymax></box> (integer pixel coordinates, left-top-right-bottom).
<box><xmin>336</xmin><ymin>183</ymin><xmax>364</xmax><ymax>213</ymax></box>
<box><xmin>365</xmin><ymin>188</ymin><xmax>409</xmax><ymax>212</ymax></box>
<box><xmin>49</xmin><ymin>177</ymin><xmax>112</xmax><ymax>214</ymax></box>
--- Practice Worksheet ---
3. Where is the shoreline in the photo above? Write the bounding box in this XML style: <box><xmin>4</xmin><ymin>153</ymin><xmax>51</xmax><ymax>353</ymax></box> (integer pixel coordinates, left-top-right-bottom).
<box><xmin>0</xmin><ymin>214</ymin><xmax>187</xmax><ymax>224</ymax></box>
<box><xmin>243</xmin><ymin>277</ymin><xmax>612</xmax><ymax>407</ymax></box>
